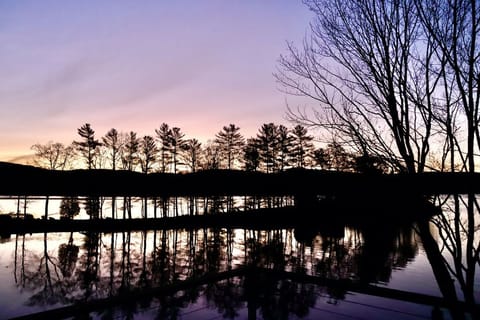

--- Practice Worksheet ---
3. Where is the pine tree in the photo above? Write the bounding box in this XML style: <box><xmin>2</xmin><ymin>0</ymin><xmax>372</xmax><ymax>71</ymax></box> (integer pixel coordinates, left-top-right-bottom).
<box><xmin>102</xmin><ymin>128</ymin><xmax>121</xmax><ymax>170</ymax></box>
<box><xmin>140</xmin><ymin>135</ymin><xmax>157</xmax><ymax>174</ymax></box>
<box><xmin>257</xmin><ymin>123</ymin><xmax>279</xmax><ymax>173</ymax></box>
<box><xmin>290</xmin><ymin>125</ymin><xmax>314</xmax><ymax>168</ymax></box>
<box><xmin>214</xmin><ymin>124</ymin><xmax>245</xmax><ymax>169</ymax></box>
<box><xmin>74</xmin><ymin>123</ymin><xmax>102</xmax><ymax>169</ymax></box>
<box><xmin>155</xmin><ymin>123</ymin><xmax>172</xmax><ymax>173</ymax></box>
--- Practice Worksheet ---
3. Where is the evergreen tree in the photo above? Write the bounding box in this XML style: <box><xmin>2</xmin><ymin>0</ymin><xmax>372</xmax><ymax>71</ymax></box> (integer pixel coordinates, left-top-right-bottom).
<box><xmin>73</xmin><ymin>123</ymin><xmax>102</xmax><ymax>169</ymax></box>
<box><xmin>244</xmin><ymin>138</ymin><xmax>260</xmax><ymax>171</ymax></box>
<box><xmin>102</xmin><ymin>128</ymin><xmax>121</xmax><ymax>170</ymax></box>
<box><xmin>313</xmin><ymin>147</ymin><xmax>331</xmax><ymax>170</ymax></box>
<box><xmin>59</xmin><ymin>196</ymin><xmax>80</xmax><ymax>220</ymax></box>
<box><xmin>290</xmin><ymin>125</ymin><xmax>314</xmax><ymax>168</ymax></box>
<box><xmin>183</xmin><ymin>138</ymin><xmax>202</xmax><ymax>172</ymax></box>
<box><xmin>214</xmin><ymin>124</ymin><xmax>245</xmax><ymax>169</ymax></box>
<box><xmin>139</xmin><ymin>135</ymin><xmax>157</xmax><ymax>174</ymax></box>
<box><xmin>170</xmin><ymin>127</ymin><xmax>186</xmax><ymax>173</ymax></box>
<box><xmin>202</xmin><ymin>140</ymin><xmax>221</xmax><ymax>170</ymax></box>
<box><xmin>84</xmin><ymin>196</ymin><xmax>100</xmax><ymax>219</ymax></box>
<box><xmin>257</xmin><ymin>123</ymin><xmax>279</xmax><ymax>173</ymax></box>
<box><xmin>155</xmin><ymin>123</ymin><xmax>172</xmax><ymax>173</ymax></box>
<box><xmin>276</xmin><ymin>125</ymin><xmax>293</xmax><ymax>171</ymax></box>
<box><xmin>122</xmin><ymin>131</ymin><xmax>139</xmax><ymax>171</ymax></box>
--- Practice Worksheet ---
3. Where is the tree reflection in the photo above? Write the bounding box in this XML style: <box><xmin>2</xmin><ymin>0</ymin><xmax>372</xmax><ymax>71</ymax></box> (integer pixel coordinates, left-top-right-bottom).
<box><xmin>58</xmin><ymin>232</ymin><xmax>79</xmax><ymax>277</ymax></box>
<box><xmin>10</xmin><ymin>217</ymin><xmax>441</xmax><ymax>319</ymax></box>
<box><xmin>78</xmin><ymin>232</ymin><xmax>101</xmax><ymax>300</ymax></box>
<box><xmin>416</xmin><ymin>193</ymin><xmax>480</xmax><ymax>319</ymax></box>
<box><xmin>24</xmin><ymin>233</ymin><xmax>70</xmax><ymax>307</ymax></box>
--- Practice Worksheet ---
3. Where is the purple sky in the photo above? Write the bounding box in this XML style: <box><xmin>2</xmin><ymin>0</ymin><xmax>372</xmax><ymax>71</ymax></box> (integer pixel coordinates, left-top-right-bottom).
<box><xmin>0</xmin><ymin>1</ymin><xmax>315</xmax><ymax>161</ymax></box>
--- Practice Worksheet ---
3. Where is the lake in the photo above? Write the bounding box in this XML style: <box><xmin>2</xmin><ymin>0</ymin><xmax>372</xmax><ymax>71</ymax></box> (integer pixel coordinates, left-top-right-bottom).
<box><xmin>0</xmin><ymin>194</ymin><xmax>478</xmax><ymax>319</ymax></box>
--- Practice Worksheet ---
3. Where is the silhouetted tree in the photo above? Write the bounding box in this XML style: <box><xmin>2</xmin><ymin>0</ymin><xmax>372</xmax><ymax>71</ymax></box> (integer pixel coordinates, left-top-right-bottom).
<box><xmin>244</xmin><ymin>138</ymin><xmax>261</xmax><ymax>171</ymax></box>
<box><xmin>290</xmin><ymin>125</ymin><xmax>314</xmax><ymax>168</ymax></box>
<box><xmin>31</xmin><ymin>141</ymin><xmax>74</xmax><ymax>170</ymax></box>
<box><xmin>155</xmin><ymin>123</ymin><xmax>172</xmax><ymax>173</ymax></box>
<box><xmin>415</xmin><ymin>0</ymin><xmax>480</xmax><ymax>173</ymax></box>
<box><xmin>59</xmin><ymin>196</ymin><xmax>80</xmax><ymax>220</ymax></box>
<box><xmin>139</xmin><ymin>135</ymin><xmax>157</xmax><ymax>174</ymax></box>
<box><xmin>102</xmin><ymin>128</ymin><xmax>121</xmax><ymax>171</ymax></box>
<box><xmin>170</xmin><ymin>127</ymin><xmax>186</xmax><ymax>173</ymax></box>
<box><xmin>257</xmin><ymin>123</ymin><xmax>279</xmax><ymax>173</ymax></box>
<box><xmin>202</xmin><ymin>140</ymin><xmax>221</xmax><ymax>170</ymax></box>
<box><xmin>74</xmin><ymin>123</ymin><xmax>102</xmax><ymax>170</ymax></box>
<box><xmin>103</xmin><ymin>128</ymin><xmax>121</xmax><ymax>220</ymax></box>
<box><xmin>121</xmin><ymin>131</ymin><xmax>139</xmax><ymax>171</ymax></box>
<box><xmin>353</xmin><ymin>154</ymin><xmax>388</xmax><ymax>174</ymax></box>
<box><xmin>276</xmin><ymin>0</ymin><xmax>438</xmax><ymax>173</ymax></box>
<box><xmin>214</xmin><ymin>124</ymin><xmax>245</xmax><ymax>169</ymax></box>
<box><xmin>182</xmin><ymin>138</ymin><xmax>202</xmax><ymax>172</ymax></box>
<box><xmin>313</xmin><ymin>147</ymin><xmax>330</xmax><ymax>170</ymax></box>
<box><xmin>276</xmin><ymin>125</ymin><xmax>293</xmax><ymax>171</ymax></box>
<box><xmin>325</xmin><ymin>142</ymin><xmax>353</xmax><ymax>171</ymax></box>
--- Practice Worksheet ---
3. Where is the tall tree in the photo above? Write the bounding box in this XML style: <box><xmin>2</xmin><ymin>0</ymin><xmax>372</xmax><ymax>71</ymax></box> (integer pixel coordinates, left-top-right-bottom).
<box><xmin>257</xmin><ymin>123</ymin><xmax>279</xmax><ymax>173</ymax></box>
<box><xmin>276</xmin><ymin>0</ymin><xmax>436</xmax><ymax>173</ymax></box>
<box><xmin>290</xmin><ymin>125</ymin><xmax>315</xmax><ymax>168</ymax></box>
<box><xmin>102</xmin><ymin>128</ymin><xmax>121</xmax><ymax>171</ymax></box>
<box><xmin>276</xmin><ymin>125</ymin><xmax>293</xmax><ymax>171</ymax></box>
<box><xmin>139</xmin><ymin>135</ymin><xmax>157</xmax><ymax>174</ymax></box>
<box><xmin>202</xmin><ymin>140</ymin><xmax>221</xmax><ymax>170</ymax></box>
<box><xmin>182</xmin><ymin>138</ymin><xmax>202</xmax><ymax>173</ymax></box>
<box><xmin>121</xmin><ymin>131</ymin><xmax>139</xmax><ymax>171</ymax></box>
<box><xmin>155</xmin><ymin>123</ymin><xmax>172</xmax><ymax>173</ymax></box>
<box><xmin>214</xmin><ymin>124</ymin><xmax>245</xmax><ymax>169</ymax></box>
<box><xmin>243</xmin><ymin>138</ymin><xmax>261</xmax><ymax>172</ymax></box>
<box><xmin>74</xmin><ymin>123</ymin><xmax>101</xmax><ymax>170</ymax></box>
<box><xmin>415</xmin><ymin>0</ymin><xmax>480</xmax><ymax>173</ymax></box>
<box><xmin>170</xmin><ymin>127</ymin><xmax>186</xmax><ymax>173</ymax></box>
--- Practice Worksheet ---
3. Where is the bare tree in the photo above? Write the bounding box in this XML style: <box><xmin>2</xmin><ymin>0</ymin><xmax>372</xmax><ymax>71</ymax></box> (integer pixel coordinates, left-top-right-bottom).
<box><xmin>276</xmin><ymin>0</ymin><xmax>438</xmax><ymax>173</ymax></box>
<box><xmin>31</xmin><ymin>141</ymin><xmax>74</xmax><ymax>170</ymax></box>
<box><xmin>415</xmin><ymin>0</ymin><xmax>480</xmax><ymax>173</ymax></box>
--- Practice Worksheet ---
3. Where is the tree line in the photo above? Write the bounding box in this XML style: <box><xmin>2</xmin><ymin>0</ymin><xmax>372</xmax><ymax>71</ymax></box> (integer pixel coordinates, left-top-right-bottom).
<box><xmin>31</xmin><ymin>122</ymin><xmax>387</xmax><ymax>174</ymax></box>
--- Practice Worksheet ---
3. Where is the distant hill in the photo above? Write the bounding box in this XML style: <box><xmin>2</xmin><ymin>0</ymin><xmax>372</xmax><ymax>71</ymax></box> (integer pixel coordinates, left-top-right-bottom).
<box><xmin>6</xmin><ymin>154</ymin><xmax>35</xmax><ymax>165</ymax></box>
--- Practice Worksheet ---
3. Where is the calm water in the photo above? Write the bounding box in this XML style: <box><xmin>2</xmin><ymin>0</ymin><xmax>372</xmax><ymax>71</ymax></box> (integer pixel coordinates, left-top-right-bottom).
<box><xmin>0</xmin><ymin>194</ymin><xmax>478</xmax><ymax>319</ymax></box>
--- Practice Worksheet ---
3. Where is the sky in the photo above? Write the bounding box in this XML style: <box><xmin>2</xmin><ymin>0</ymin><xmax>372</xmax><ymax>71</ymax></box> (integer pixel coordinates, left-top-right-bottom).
<box><xmin>0</xmin><ymin>0</ymin><xmax>315</xmax><ymax>161</ymax></box>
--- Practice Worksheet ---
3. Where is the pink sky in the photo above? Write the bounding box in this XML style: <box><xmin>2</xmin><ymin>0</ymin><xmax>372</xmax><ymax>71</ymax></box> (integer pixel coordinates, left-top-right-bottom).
<box><xmin>0</xmin><ymin>1</ymin><xmax>315</xmax><ymax>161</ymax></box>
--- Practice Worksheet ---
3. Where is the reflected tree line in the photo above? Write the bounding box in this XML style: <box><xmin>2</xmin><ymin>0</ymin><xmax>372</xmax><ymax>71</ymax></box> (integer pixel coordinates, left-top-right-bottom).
<box><xmin>12</xmin><ymin>222</ymin><xmax>419</xmax><ymax>319</ymax></box>
<box><xmin>11</xmin><ymin>195</ymin><xmax>479</xmax><ymax>319</ymax></box>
